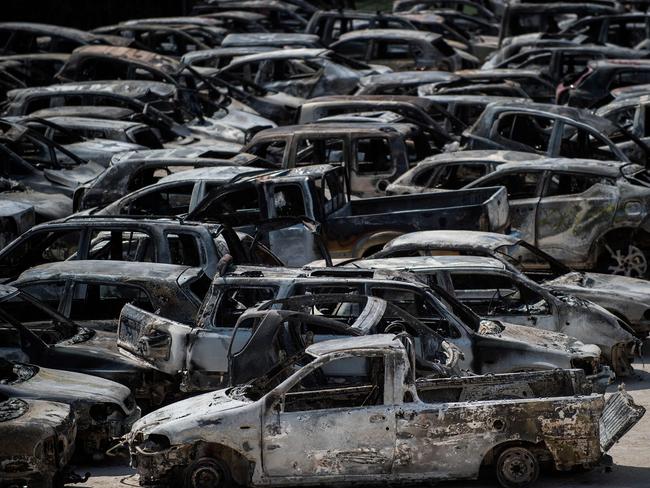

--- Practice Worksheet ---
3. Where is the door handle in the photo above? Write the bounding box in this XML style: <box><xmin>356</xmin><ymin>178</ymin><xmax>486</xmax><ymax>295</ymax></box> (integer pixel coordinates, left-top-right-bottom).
<box><xmin>369</xmin><ymin>414</ymin><xmax>387</xmax><ymax>423</ymax></box>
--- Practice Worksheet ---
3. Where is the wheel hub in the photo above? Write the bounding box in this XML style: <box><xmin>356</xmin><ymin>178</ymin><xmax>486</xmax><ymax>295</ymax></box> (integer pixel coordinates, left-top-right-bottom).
<box><xmin>501</xmin><ymin>449</ymin><xmax>536</xmax><ymax>484</ymax></box>
<box><xmin>190</xmin><ymin>465</ymin><xmax>221</xmax><ymax>488</ymax></box>
<box><xmin>606</xmin><ymin>244</ymin><xmax>647</xmax><ymax>277</ymax></box>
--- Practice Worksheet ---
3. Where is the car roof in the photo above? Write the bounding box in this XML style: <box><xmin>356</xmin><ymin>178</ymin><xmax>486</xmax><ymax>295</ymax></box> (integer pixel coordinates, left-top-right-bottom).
<box><xmin>156</xmin><ymin>165</ymin><xmax>262</xmax><ymax>184</ymax></box>
<box><xmin>415</xmin><ymin>150</ymin><xmax>546</xmax><ymax>166</ymax></box>
<box><xmin>482</xmin><ymin>101</ymin><xmax>617</xmax><ymax>133</ymax></box>
<box><xmin>7</xmin><ymin>80</ymin><xmax>176</xmax><ymax>100</ymax></box>
<box><xmin>336</xmin><ymin>28</ymin><xmax>440</xmax><ymax>42</ymax></box>
<box><xmin>493</xmin><ymin>157</ymin><xmax>638</xmax><ymax>176</ymax></box>
<box><xmin>306</xmin><ymin>334</ymin><xmax>404</xmax><ymax>357</ymax></box>
<box><xmin>358</xmin><ymin>70</ymin><xmax>458</xmax><ymax>87</ymax></box>
<box><xmin>352</xmin><ymin>255</ymin><xmax>506</xmax><ymax>271</ymax></box>
<box><xmin>381</xmin><ymin>230</ymin><xmax>519</xmax><ymax>252</ymax></box>
<box><xmin>14</xmin><ymin>260</ymin><xmax>196</xmax><ymax>284</ymax></box>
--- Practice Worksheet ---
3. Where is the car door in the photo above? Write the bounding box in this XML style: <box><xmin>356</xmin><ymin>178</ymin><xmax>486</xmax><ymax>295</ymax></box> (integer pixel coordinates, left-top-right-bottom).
<box><xmin>535</xmin><ymin>171</ymin><xmax>618</xmax><ymax>265</ymax></box>
<box><xmin>447</xmin><ymin>270</ymin><xmax>556</xmax><ymax>331</ymax></box>
<box><xmin>470</xmin><ymin>170</ymin><xmax>543</xmax><ymax>243</ymax></box>
<box><xmin>262</xmin><ymin>354</ymin><xmax>396</xmax><ymax>479</ymax></box>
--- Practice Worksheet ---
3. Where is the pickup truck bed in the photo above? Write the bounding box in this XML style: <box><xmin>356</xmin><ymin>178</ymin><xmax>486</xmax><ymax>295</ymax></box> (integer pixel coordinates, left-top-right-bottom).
<box><xmin>328</xmin><ymin>186</ymin><xmax>509</xmax><ymax>235</ymax></box>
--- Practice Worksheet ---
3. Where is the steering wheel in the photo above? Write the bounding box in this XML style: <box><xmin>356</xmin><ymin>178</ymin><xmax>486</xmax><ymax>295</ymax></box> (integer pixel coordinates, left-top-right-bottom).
<box><xmin>487</xmin><ymin>288</ymin><xmax>519</xmax><ymax>315</ymax></box>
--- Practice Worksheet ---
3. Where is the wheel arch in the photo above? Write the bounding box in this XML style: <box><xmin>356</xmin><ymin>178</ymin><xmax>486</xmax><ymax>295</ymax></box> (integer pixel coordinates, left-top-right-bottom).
<box><xmin>191</xmin><ymin>441</ymin><xmax>256</xmax><ymax>486</ymax></box>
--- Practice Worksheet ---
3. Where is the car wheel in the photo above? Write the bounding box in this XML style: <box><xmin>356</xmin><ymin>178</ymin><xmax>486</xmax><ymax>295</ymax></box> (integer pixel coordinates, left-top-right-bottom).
<box><xmin>496</xmin><ymin>446</ymin><xmax>540</xmax><ymax>488</ymax></box>
<box><xmin>184</xmin><ymin>457</ymin><xmax>231</xmax><ymax>488</ymax></box>
<box><xmin>600</xmin><ymin>240</ymin><xmax>648</xmax><ymax>277</ymax></box>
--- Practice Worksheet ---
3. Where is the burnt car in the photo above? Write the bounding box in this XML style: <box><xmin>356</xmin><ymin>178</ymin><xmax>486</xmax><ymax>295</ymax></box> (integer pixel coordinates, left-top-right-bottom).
<box><xmin>215</xmin><ymin>48</ymin><xmax>385</xmax><ymax>99</ymax></box>
<box><xmin>118</xmin><ymin>268</ymin><xmax>609</xmax><ymax>395</ymax></box>
<box><xmin>220</xmin><ymin>32</ymin><xmax>322</xmax><ymax>49</ymax></box>
<box><xmin>19</xmin><ymin>115</ymin><xmax>164</xmax><ymax>149</ymax></box>
<box><xmin>127</xmin><ymin>335</ymin><xmax>643</xmax><ymax>488</ymax></box>
<box><xmin>419</xmin><ymin>95</ymin><xmax>530</xmax><ymax>133</ymax></box>
<box><xmin>0</xmin><ymin>358</ymin><xmax>139</xmax><ymax>458</ymax></box>
<box><xmin>596</xmin><ymin>95</ymin><xmax>650</xmax><ymax>147</ymax></box>
<box><xmin>355</xmin><ymin>70</ymin><xmax>458</xmax><ymax>95</ymax></box>
<box><xmin>296</xmin><ymin>94</ymin><xmax>465</xmax><ymax>137</ymax></box>
<box><xmin>481</xmin><ymin>45</ymin><xmax>648</xmax><ymax>85</ymax></box>
<box><xmin>117</xmin><ymin>294</ymin><xmax>461</xmax><ymax>393</ymax></box>
<box><xmin>345</xmin><ymin>255</ymin><xmax>638</xmax><ymax>375</ymax></box>
<box><xmin>187</xmin><ymin>165</ymin><xmax>508</xmax><ymax>263</ymax></box>
<box><xmin>0</xmin><ymin>285</ymin><xmax>162</xmax><ymax>407</ymax></box>
<box><xmin>192</xmin><ymin>0</ymin><xmax>311</xmax><ymax>33</ymax></box>
<box><xmin>0</xmin><ymin>53</ymin><xmax>68</xmax><ymax>95</ymax></box>
<box><xmin>91</xmin><ymin>165</ymin><xmax>265</xmax><ymax>217</ymax></box>
<box><xmin>5</xmin><ymin>116</ymin><xmax>146</xmax><ymax>167</ymax></box>
<box><xmin>330</xmin><ymin>29</ymin><xmax>479</xmax><ymax>71</ymax></box>
<box><xmin>76</xmin><ymin>154</ymin><xmax>258</xmax><ymax>210</ymax></box>
<box><xmin>242</xmin><ymin>123</ymin><xmax>443</xmax><ymax>196</ymax></box>
<box><xmin>12</xmin><ymin>261</ymin><xmax>206</xmax><ymax>330</ymax></box>
<box><xmin>1</xmin><ymin>80</ymin><xmax>254</xmax><ymax>146</ymax></box>
<box><xmin>417</xmin><ymin>68</ymin><xmax>556</xmax><ymax>102</ymax></box>
<box><xmin>552</xmin><ymin>12</ymin><xmax>650</xmax><ymax>50</ymax></box>
<box><xmin>462</xmin><ymin>101</ymin><xmax>650</xmax><ymax>165</ymax></box>
<box><xmin>199</xmin><ymin>10</ymin><xmax>269</xmax><ymax>33</ymax></box>
<box><xmin>385</xmin><ymin>149</ymin><xmax>545</xmax><ymax>195</ymax></box>
<box><xmin>0</xmin><ymin>395</ymin><xmax>78</xmax><ymax>487</ymax></box>
<box><xmin>181</xmin><ymin>46</ymin><xmax>274</xmax><ymax>69</ymax></box>
<box><xmin>557</xmin><ymin>59</ymin><xmax>650</xmax><ymax>108</ymax></box>
<box><xmin>305</xmin><ymin>9</ymin><xmax>422</xmax><ymax>45</ymax></box>
<box><xmin>465</xmin><ymin>158</ymin><xmax>650</xmax><ymax>279</ymax></box>
<box><xmin>50</xmin><ymin>46</ymin><xmax>277</xmax><ymax>138</ymax></box>
<box><xmin>375</xmin><ymin>229</ymin><xmax>650</xmax><ymax>338</ymax></box>
<box><xmin>0</xmin><ymin>216</ymin><xmax>278</xmax><ymax>282</ymax></box>
<box><xmin>91</xmin><ymin>24</ymin><xmax>215</xmax><ymax>56</ymax></box>
<box><xmin>0</xmin><ymin>22</ymin><xmax>129</xmax><ymax>55</ymax></box>
<box><xmin>498</xmin><ymin>2</ymin><xmax>623</xmax><ymax>47</ymax></box>
<box><xmin>0</xmin><ymin>199</ymin><xmax>35</xmax><ymax>250</ymax></box>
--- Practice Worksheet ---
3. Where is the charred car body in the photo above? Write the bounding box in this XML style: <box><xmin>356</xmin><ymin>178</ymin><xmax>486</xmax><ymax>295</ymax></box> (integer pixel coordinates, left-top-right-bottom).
<box><xmin>127</xmin><ymin>335</ymin><xmax>644</xmax><ymax>488</ymax></box>
<box><xmin>375</xmin><ymin>229</ymin><xmax>650</xmax><ymax>338</ymax></box>
<box><xmin>0</xmin><ymin>358</ymin><xmax>140</xmax><ymax>458</ymax></box>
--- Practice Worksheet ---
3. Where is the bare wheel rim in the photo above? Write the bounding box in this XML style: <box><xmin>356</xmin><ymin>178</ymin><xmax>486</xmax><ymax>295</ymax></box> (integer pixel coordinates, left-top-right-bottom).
<box><xmin>605</xmin><ymin>243</ymin><xmax>648</xmax><ymax>277</ymax></box>
<box><xmin>499</xmin><ymin>448</ymin><xmax>537</xmax><ymax>485</ymax></box>
<box><xmin>189</xmin><ymin>463</ymin><xmax>223</xmax><ymax>488</ymax></box>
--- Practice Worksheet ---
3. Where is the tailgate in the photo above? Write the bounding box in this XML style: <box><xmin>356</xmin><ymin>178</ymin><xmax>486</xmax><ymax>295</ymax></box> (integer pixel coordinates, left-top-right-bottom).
<box><xmin>600</xmin><ymin>388</ymin><xmax>646</xmax><ymax>452</ymax></box>
<box><xmin>117</xmin><ymin>303</ymin><xmax>190</xmax><ymax>375</ymax></box>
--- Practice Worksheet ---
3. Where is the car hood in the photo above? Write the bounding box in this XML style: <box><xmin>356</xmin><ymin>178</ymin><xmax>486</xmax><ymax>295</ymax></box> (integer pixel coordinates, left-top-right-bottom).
<box><xmin>3</xmin><ymin>364</ymin><xmax>133</xmax><ymax>412</ymax></box>
<box><xmin>43</xmin><ymin>161</ymin><xmax>105</xmax><ymax>188</ymax></box>
<box><xmin>477</xmin><ymin>319</ymin><xmax>601</xmax><ymax>358</ymax></box>
<box><xmin>547</xmin><ymin>271</ymin><xmax>650</xmax><ymax>302</ymax></box>
<box><xmin>131</xmin><ymin>388</ymin><xmax>248</xmax><ymax>437</ymax></box>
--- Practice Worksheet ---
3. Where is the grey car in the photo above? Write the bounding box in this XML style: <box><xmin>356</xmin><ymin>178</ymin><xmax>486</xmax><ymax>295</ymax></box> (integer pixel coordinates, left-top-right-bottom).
<box><xmin>466</xmin><ymin>159</ymin><xmax>650</xmax><ymax>278</ymax></box>
<box><xmin>375</xmin><ymin>230</ymin><xmax>650</xmax><ymax>338</ymax></box>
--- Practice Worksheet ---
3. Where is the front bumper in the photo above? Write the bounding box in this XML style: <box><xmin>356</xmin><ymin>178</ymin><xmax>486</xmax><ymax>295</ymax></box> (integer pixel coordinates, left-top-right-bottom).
<box><xmin>130</xmin><ymin>442</ymin><xmax>190</xmax><ymax>486</ymax></box>
<box><xmin>79</xmin><ymin>406</ymin><xmax>141</xmax><ymax>454</ymax></box>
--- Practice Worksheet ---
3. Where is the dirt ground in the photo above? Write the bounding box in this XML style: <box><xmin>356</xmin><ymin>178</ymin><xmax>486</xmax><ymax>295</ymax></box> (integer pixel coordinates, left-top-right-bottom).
<box><xmin>74</xmin><ymin>341</ymin><xmax>650</xmax><ymax>488</ymax></box>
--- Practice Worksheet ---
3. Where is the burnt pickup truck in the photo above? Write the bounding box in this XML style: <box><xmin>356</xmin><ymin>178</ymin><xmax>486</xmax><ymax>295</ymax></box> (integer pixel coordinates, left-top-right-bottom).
<box><xmin>187</xmin><ymin>165</ymin><xmax>509</xmax><ymax>264</ymax></box>
<box><xmin>127</xmin><ymin>334</ymin><xmax>644</xmax><ymax>488</ymax></box>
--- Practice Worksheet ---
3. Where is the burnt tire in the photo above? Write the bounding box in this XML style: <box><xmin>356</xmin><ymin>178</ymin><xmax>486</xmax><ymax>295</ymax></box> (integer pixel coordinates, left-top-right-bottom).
<box><xmin>183</xmin><ymin>457</ymin><xmax>231</xmax><ymax>488</ymax></box>
<box><xmin>496</xmin><ymin>447</ymin><xmax>540</xmax><ymax>488</ymax></box>
<box><xmin>598</xmin><ymin>239</ymin><xmax>649</xmax><ymax>278</ymax></box>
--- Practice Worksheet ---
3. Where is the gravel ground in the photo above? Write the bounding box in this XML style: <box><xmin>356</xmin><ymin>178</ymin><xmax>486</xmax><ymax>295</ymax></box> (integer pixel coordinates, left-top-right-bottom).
<box><xmin>74</xmin><ymin>343</ymin><xmax>650</xmax><ymax>488</ymax></box>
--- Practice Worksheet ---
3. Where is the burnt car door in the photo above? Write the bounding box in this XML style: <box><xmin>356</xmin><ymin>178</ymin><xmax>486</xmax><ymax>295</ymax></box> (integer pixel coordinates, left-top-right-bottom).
<box><xmin>535</xmin><ymin>171</ymin><xmax>618</xmax><ymax>265</ymax></box>
<box><xmin>350</xmin><ymin>135</ymin><xmax>400</xmax><ymax>195</ymax></box>
<box><xmin>261</xmin><ymin>353</ymin><xmax>396</xmax><ymax>478</ymax></box>
<box><xmin>470</xmin><ymin>169</ymin><xmax>544</xmax><ymax>244</ymax></box>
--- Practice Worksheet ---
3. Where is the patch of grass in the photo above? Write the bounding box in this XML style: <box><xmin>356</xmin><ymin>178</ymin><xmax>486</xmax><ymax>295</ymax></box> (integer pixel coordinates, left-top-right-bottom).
<box><xmin>355</xmin><ymin>0</ymin><xmax>394</xmax><ymax>12</ymax></box>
